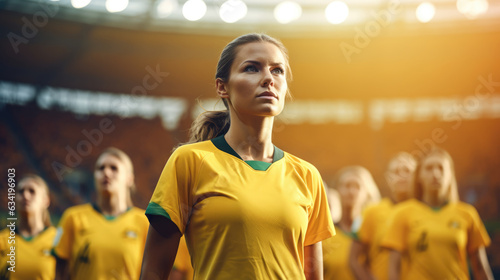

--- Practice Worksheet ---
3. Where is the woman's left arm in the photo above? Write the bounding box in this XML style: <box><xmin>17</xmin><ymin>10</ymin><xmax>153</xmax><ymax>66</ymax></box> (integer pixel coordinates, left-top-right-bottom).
<box><xmin>304</xmin><ymin>242</ymin><xmax>323</xmax><ymax>280</ymax></box>
<box><xmin>470</xmin><ymin>246</ymin><xmax>494</xmax><ymax>280</ymax></box>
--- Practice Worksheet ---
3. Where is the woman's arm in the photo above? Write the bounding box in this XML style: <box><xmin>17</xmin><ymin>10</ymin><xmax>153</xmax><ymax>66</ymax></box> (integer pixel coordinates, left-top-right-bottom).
<box><xmin>469</xmin><ymin>246</ymin><xmax>494</xmax><ymax>280</ymax></box>
<box><xmin>349</xmin><ymin>240</ymin><xmax>376</xmax><ymax>280</ymax></box>
<box><xmin>140</xmin><ymin>217</ymin><xmax>182</xmax><ymax>280</ymax></box>
<box><xmin>54</xmin><ymin>257</ymin><xmax>69</xmax><ymax>280</ymax></box>
<box><xmin>387</xmin><ymin>249</ymin><xmax>402</xmax><ymax>280</ymax></box>
<box><xmin>304</xmin><ymin>242</ymin><xmax>323</xmax><ymax>280</ymax></box>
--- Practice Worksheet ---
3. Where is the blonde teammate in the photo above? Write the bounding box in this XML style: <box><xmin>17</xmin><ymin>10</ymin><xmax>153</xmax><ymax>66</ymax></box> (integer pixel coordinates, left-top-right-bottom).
<box><xmin>53</xmin><ymin>148</ymin><xmax>149</xmax><ymax>280</ymax></box>
<box><xmin>140</xmin><ymin>33</ymin><xmax>335</xmax><ymax>280</ymax></box>
<box><xmin>349</xmin><ymin>152</ymin><xmax>416</xmax><ymax>280</ymax></box>
<box><xmin>322</xmin><ymin>166</ymin><xmax>380</xmax><ymax>280</ymax></box>
<box><xmin>0</xmin><ymin>175</ymin><xmax>56</xmax><ymax>280</ymax></box>
<box><xmin>382</xmin><ymin>147</ymin><xmax>493</xmax><ymax>280</ymax></box>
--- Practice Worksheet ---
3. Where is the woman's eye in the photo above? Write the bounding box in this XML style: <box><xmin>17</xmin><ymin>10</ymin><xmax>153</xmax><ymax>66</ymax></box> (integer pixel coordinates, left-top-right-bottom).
<box><xmin>272</xmin><ymin>67</ymin><xmax>284</xmax><ymax>74</ymax></box>
<box><xmin>244</xmin><ymin>65</ymin><xmax>258</xmax><ymax>72</ymax></box>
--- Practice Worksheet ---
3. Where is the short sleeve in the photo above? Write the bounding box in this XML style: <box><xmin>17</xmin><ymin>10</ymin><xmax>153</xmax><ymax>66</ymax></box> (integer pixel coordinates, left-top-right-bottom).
<box><xmin>466</xmin><ymin>205</ymin><xmax>491</xmax><ymax>254</ymax></box>
<box><xmin>52</xmin><ymin>210</ymin><xmax>74</xmax><ymax>260</ymax></box>
<box><xmin>380</xmin><ymin>205</ymin><xmax>408</xmax><ymax>252</ymax></box>
<box><xmin>145</xmin><ymin>146</ymin><xmax>196</xmax><ymax>234</ymax></box>
<box><xmin>304</xmin><ymin>170</ymin><xmax>335</xmax><ymax>246</ymax></box>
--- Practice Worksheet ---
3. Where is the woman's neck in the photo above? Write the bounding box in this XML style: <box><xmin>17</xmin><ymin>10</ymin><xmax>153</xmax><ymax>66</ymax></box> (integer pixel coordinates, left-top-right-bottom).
<box><xmin>339</xmin><ymin>205</ymin><xmax>354</xmax><ymax>232</ymax></box>
<box><xmin>423</xmin><ymin>191</ymin><xmax>447</xmax><ymax>208</ymax></box>
<box><xmin>224</xmin><ymin>115</ymin><xmax>275</xmax><ymax>162</ymax></box>
<box><xmin>19</xmin><ymin>211</ymin><xmax>45</xmax><ymax>238</ymax></box>
<box><xmin>97</xmin><ymin>193</ymin><xmax>128</xmax><ymax>217</ymax></box>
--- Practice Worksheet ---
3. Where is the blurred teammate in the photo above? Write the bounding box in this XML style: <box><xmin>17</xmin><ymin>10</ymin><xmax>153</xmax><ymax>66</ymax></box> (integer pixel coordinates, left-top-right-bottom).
<box><xmin>382</xmin><ymin>147</ymin><xmax>493</xmax><ymax>280</ymax></box>
<box><xmin>323</xmin><ymin>166</ymin><xmax>381</xmax><ymax>280</ymax></box>
<box><xmin>169</xmin><ymin>236</ymin><xmax>193</xmax><ymax>280</ymax></box>
<box><xmin>53</xmin><ymin>147</ymin><xmax>149</xmax><ymax>280</ymax></box>
<box><xmin>0</xmin><ymin>175</ymin><xmax>56</xmax><ymax>280</ymax></box>
<box><xmin>349</xmin><ymin>152</ymin><xmax>416</xmax><ymax>280</ymax></box>
<box><xmin>140</xmin><ymin>33</ymin><xmax>335</xmax><ymax>280</ymax></box>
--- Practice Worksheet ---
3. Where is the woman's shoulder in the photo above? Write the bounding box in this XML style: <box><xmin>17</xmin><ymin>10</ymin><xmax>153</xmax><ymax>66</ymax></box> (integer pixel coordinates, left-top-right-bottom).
<box><xmin>282</xmin><ymin>151</ymin><xmax>320</xmax><ymax>174</ymax></box>
<box><xmin>61</xmin><ymin>203</ymin><xmax>94</xmax><ymax>217</ymax></box>
<box><xmin>171</xmin><ymin>140</ymin><xmax>219</xmax><ymax>159</ymax></box>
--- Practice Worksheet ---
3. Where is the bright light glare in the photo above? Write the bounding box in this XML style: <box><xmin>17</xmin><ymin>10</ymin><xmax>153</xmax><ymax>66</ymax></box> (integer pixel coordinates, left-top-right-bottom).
<box><xmin>325</xmin><ymin>1</ymin><xmax>349</xmax><ymax>24</ymax></box>
<box><xmin>457</xmin><ymin>0</ymin><xmax>489</xmax><ymax>19</ymax></box>
<box><xmin>106</xmin><ymin>0</ymin><xmax>129</xmax><ymax>13</ymax></box>
<box><xmin>156</xmin><ymin>0</ymin><xmax>178</xmax><ymax>18</ymax></box>
<box><xmin>274</xmin><ymin>1</ymin><xmax>302</xmax><ymax>24</ymax></box>
<box><xmin>71</xmin><ymin>0</ymin><xmax>91</xmax><ymax>9</ymax></box>
<box><xmin>183</xmin><ymin>0</ymin><xmax>207</xmax><ymax>21</ymax></box>
<box><xmin>416</xmin><ymin>2</ymin><xmax>435</xmax><ymax>23</ymax></box>
<box><xmin>220</xmin><ymin>0</ymin><xmax>248</xmax><ymax>23</ymax></box>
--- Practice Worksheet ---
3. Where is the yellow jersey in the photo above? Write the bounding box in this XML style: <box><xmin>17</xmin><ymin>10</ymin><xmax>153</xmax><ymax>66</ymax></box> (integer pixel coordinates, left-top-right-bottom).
<box><xmin>53</xmin><ymin>204</ymin><xmax>149</xmax><ymax>280</ymax></box>
<box><xmin>322</xmin><ymin>225</ymin><xmax>356</xmax><ymax>280</ymax></box>
<box><xmin>381</xmin><ymin>199</ymin><xmax>491</xmax><ymax>280</ymax></box>
<box><xmin>355</xmin><ymin>198</ymin><xmax>403</xmax><ymax>280</ymax></box>
<box><xmin>0</xmin><ymin>227</ymin><xmax>57</xmax><ymax>280</ymax></box>
<box><xmin>146</xmin><ymin>136</ymin><xmax>335</xmax><ymax>280</ymax></box>
<box><xmin>172</xmin><ymin>235</ymin><xmax>194</xmax><ymax>280</ymax></box>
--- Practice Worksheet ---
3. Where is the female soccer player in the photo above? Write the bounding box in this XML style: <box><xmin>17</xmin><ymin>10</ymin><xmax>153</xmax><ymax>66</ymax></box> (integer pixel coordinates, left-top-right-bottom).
<box><xmin>140</xmin><ymin>33</ymin><xmax>335</xmax><ymax>280</ymax></box>
<box><xmin>322</xmin><ymin>166</ymin><xmax>380</xmax><ymax>280</ymax></box>
<box><xmin>382</xmin><ymin>147</ymin><xmax>493</xmax><ymax>280</ymax></box>
<box><xmin>0</xmin><ymin>174</ymin><xmax>56</xmax><ymax>280</ymax></box>
<box><xmin>349</xmin><ymin>152</ymin><xmax>416</xmax><ymax>280</ymax></box>
<box><xmin>53</xmin><ymin>147</ymin><xmax>149</xmax><ymax>280</ymax></box>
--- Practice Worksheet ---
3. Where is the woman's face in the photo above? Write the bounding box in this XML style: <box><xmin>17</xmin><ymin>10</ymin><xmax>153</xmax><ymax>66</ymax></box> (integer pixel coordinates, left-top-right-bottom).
<box><xmin>419</xmin><ymin>154</ymin><xmax>452</xmax><ymax>197</ymax></box>
<box><xmin>386</xmin><ymin>157</ymin><xmax>416</xmax><ymax>197</ymax></box>
<box><xmin>337</xmin><ymin>172</ymin><xmax>367</xmax><ymax>209</ymax></box>
<box><xmin>17</xmin><ymin>179</ymin><xmax>49</xmax><ymax>214</ymax></box>
<box><xmin>94</xmin><ymin>154</ymin><xmax>131</xmax><ymax>197</ymax></box>
<box><xmin>217</xmin><ymin>42</ymin><xmax>288</xmax><ymax>118</ymax></box>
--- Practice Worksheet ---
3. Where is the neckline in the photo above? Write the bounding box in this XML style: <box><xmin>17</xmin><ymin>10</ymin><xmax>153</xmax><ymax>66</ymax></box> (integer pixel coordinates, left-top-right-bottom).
<box><xmin>211</xmin><ymin>135</ymin><xmax>284</xmax><ymax>171</ymax></box>
<box><xmin>15</xmin><ymin>226</ymin><xmax>51</xmax><ymax>242</ymax></box>
<box><xmin>92</xmin><ymin>203</ymin><xmax>131</xmax><ymax>221</ymax></box>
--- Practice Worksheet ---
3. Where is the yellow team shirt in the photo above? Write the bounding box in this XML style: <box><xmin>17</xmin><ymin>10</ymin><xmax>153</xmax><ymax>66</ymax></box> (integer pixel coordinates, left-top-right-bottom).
<box><xmin>146</xmin><ymin>136</ymin><xmax>335</xmax><ymax>280</ymax></box>
<box><xmin>381</xmin><ymin>199</ymin><xmax>491</xmax><ymax>280</ymax></box>
<box><xmin>0</xmin><ymin>227</ymin><xmax>56</xmax><ymax>280</ymax></box>
<box><xmin>172</xmin><ymin>235</ymin><xmax>194</xmax><ymax>280</ymax></box>
<box><xmin>355</xmin><ymin>198</ymin><xmax>406</xmax><ymax>280</ymax></box>
<box><xmin>53</xmin><ymin>204</ymin><xmax>149</xmax><ymax>280</ymax></box>
<box><xmin>322</xmin><ymin>225</ymin><xmax>356</xmax><ymax>280</ymax></box>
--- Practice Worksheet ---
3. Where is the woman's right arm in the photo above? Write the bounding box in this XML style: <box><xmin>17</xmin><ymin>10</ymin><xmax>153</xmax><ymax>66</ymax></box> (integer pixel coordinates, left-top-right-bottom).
<box><xmin>54</xmin><ymin>257</ymin><xmax>69</xmax><ymax>280</ymax></box>
<box><xmin>349</xmin><ymin>240</ymin><xmax>375</xmax><ymax>280</ymax></box>
<box><xmin>387</xmin><ymin>249</ymin><xmax>402</xmax><ymax>280</ymax></box>
<box><xmin>140</xmin><ymin>217</ymin><xmax>182</xmax><ymax>280</ymax></box>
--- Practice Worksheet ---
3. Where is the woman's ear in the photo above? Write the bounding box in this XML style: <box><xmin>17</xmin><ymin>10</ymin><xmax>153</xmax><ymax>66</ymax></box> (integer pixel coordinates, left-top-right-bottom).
<box><xmin>216</xmin><ymin>78</ymin><xmax>229</xmax><ymax>99</ymax></box>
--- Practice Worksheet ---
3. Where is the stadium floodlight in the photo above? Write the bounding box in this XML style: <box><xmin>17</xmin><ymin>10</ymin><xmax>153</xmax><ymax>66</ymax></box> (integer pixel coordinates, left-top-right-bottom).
<box><xmin>274</xmin><ymin>1</ymin><xmax>302</xmax><ymax>24</ymax></box>
<box><xmin>183</xmin><ymin>0</ymin><xmax>207</xmax><ymax>21</ymax></box>
<box><xmin>416</xmin><ymin>2</ymin><xmax>436</xmax><ymax>23</ymax></box>
<box><xmin>219</xmin><ymin>0</ymin><xmax>248</xmax><ymax>23</ymax></box>
<box><xmin>71</xmin><ymin>0</ymin><xmax>91</xmax><ymax>9</ymax></box>
<box><xmin>456</xmin><ymin>0</ymin><xmax>489</xmax><ymax>19</ymax></box>
<box><xmin>325</xmin><ymin>1</ymin><xmax>349</xmax><ymax>24</ymax></box>
<box><xmin>106</xmin><ymin>0</ymin><xmax>129</xmax><ymax>13</ymax></box>
<box><xmin>156</xmin><ymin>0</ymin><xmax>178</xmax><ymax>18</ymax></box>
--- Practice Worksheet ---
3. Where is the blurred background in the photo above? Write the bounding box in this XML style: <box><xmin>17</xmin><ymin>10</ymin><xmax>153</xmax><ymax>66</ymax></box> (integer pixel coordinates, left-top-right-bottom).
<box><xmin>1</xmin><ymin>0</ymin><xmax>499</xmax><ymax>276</ymax></box>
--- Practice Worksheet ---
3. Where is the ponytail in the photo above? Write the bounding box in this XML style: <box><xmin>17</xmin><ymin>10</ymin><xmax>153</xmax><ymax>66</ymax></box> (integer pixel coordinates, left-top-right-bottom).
<box><xmin>176</xmin><ymin>110</ymin><xmax>230</xmax><ymax>149</ymax></box>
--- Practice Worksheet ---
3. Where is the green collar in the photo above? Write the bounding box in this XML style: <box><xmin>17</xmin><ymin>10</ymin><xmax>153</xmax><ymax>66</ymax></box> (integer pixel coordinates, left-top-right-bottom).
<box><xmin>92</xmin><ymin>203</ymin><xmax>131</xmax><ymax>220</ymax></box>
<box><xmin>15</xmin><ymin>226</ymin><xmax>50</xmax><ymax>242</ymax></box>
<box><xmin>211</xmin><ymin>135</ymin><xmax>284</xmax><ymax>171</ymax></box>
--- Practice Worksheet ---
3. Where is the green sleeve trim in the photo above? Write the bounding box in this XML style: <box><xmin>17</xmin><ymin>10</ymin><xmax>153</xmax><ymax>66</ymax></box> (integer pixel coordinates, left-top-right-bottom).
<box><xmin>145</xmin><ymin>202</ymin><xmax>172</xmax><ymax>221</ymax></box>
